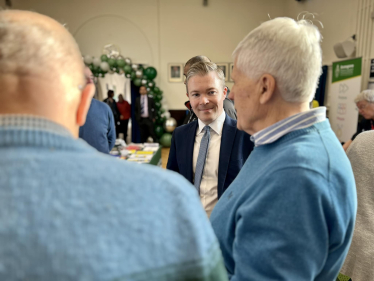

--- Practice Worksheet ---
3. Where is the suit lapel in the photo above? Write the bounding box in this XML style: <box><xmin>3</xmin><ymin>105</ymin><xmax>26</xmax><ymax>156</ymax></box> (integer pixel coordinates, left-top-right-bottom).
<box><xmin>218</xmin><ymin>115</ymin><xmax>236</xmax><ymax>196</ymax></box>
<box><xmin>184</xmin><ymin>121</ymin><xmax>198</xmax><ymax>183</ymax></box>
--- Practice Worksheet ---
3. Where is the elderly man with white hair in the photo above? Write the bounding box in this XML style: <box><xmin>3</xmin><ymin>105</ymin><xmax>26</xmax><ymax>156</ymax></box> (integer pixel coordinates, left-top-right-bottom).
<box><xmin>0</xmin><ymin>10</ymin><xmax>228</xmax><ymax>281</ymax></box>
<box><xmin>210</xmin><ymin>17</ymin><xmax>357</xmax><ymax>280</ymax></box>
<box><xmin>343</xmin><ymin>89</ymin><xmax>374</xmax><ymax>151</ymax></box>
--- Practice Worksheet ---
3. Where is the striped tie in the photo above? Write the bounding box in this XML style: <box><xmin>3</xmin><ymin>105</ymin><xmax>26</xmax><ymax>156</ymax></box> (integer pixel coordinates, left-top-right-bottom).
<box><xmin>141</xmin><ymin>97</ymin><xmax>145</xmax><ymax>115</ymax></box>
<box><xmin>194</xmin><ymin>126</ymin><xmax>210</xmax><ymax>193</ymax></box>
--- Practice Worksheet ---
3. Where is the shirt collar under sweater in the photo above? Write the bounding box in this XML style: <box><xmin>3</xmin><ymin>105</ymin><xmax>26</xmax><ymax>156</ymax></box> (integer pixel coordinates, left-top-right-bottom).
<box><xmin>251</xmin><ymin>107</ymin><xmax>327</xmax><ymax>147</ymax></box>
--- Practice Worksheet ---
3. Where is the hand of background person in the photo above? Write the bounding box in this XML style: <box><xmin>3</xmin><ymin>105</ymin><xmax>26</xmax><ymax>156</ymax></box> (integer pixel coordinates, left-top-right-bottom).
<box><xmin>343</xmin><ymin>140</ymin><xmax>352</xmax><ymax>151</ymax></box>
<box><xmin>120</xmin><ymin>115</ymin><xmax>124</xmax><ymax>120</ymax></box>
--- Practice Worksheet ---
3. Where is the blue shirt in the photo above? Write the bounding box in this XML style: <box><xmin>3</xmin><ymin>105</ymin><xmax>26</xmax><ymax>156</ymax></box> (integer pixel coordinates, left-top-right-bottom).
<box><xmin>79</xmin><ymin>99</ymin><xmax>116</xmax><ymax>154</ymax></box>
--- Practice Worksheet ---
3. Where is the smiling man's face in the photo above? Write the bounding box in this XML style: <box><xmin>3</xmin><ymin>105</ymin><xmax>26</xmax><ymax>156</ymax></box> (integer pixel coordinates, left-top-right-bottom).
<box><xmin>187</xmin><ymin>71</ymin><xmax>226</xmax><ymax>125</ymax></box>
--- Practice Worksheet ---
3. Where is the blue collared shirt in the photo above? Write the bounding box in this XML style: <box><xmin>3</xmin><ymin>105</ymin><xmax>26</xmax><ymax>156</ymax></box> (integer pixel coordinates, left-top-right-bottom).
<box><xmin>251</xmin><ymin>107</ymin><xmax>327</xmax><ymax>147</ymax></box>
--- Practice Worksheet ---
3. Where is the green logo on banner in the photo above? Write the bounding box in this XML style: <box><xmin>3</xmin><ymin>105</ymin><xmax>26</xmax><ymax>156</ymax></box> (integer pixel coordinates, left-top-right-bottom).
<box><xmin>332</xmin><ymin>57</ymin><xmax>362</xmax><ymax>83</ymax></box>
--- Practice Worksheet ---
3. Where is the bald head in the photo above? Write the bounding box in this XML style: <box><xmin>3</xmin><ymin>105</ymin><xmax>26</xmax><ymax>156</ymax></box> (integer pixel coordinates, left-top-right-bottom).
<box><xmin>0</xmin><ymin>10</ymin><xmax>94</xmax><ymax>137</ymax></box>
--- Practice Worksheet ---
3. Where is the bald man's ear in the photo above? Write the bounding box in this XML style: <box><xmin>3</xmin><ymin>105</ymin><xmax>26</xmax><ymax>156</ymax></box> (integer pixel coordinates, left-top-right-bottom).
<box><xmin>76</xmin><ymin>83</ymin><xmax>95</xmax><ymax>126</ymax></box>
<box><xmin>259</xmin><ymin>74</ymin><xmax>276</xmax><ymax>105</ymax></box>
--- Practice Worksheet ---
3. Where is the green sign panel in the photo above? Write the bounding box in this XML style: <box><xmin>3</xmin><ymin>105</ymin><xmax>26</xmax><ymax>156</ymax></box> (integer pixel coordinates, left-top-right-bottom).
<box><xmin>332</xmin><ymin>57</ymin><xmax>362</xmax><ymax>83</ymax></box>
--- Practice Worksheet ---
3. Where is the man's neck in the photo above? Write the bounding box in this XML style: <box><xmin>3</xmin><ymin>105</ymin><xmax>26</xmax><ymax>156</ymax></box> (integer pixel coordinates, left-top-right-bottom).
<box><xmin>252</xmin><ymin>102</ymin><xmax>310</xmax><ymax>135</ymax></box>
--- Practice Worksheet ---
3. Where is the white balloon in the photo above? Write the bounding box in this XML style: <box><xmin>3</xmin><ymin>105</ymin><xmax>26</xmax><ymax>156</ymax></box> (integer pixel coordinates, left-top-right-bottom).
<box><xmin>100</xmin><ymin>62</ymin><xmax>110</xmax><ymax>72</ymax></box>
<box><xmin>84</xmin><ymin>55</ymin><xmax>93</xmax><ymax>65</ymax></box>
<box><xmin>93</xmin><ymin>58</ymin><xmax>101</xmax><ymax>67</ymax></box>
<box><xmin>164</xmin><ymin>112</ymin><xmax>171</xmax><ymax>118</ymax></box>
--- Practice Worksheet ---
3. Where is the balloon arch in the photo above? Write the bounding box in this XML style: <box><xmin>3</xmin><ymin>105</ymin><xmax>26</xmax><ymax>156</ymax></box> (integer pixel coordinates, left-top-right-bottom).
<box><xmin>83</xmin><ymin>54</ymin><xmax>175</xmax><ymax>147</ymax></box>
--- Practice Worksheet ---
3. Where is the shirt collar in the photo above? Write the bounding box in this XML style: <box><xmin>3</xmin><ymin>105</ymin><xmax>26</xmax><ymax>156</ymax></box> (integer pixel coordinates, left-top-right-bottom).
<box><xmin>0</xmin><ymin>114</ymin><xmax>72</xmax><ymax>137</ymax></box>
<box><xmin>251</xmin><ymin>107</ymin><xmax>326</xmax><ymax>147</ymax></box>
<box><xmin>197</xmin><ymin>110</ymin><xmax>226</xmax><ymax>136</ymax></box>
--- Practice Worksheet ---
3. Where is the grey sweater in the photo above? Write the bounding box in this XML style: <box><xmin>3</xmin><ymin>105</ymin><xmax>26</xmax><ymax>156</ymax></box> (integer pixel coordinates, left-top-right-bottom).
<box><xmin>341</xmin><ymin>131</ymin><xmax>374</xmax><ymax>280</ymax></box>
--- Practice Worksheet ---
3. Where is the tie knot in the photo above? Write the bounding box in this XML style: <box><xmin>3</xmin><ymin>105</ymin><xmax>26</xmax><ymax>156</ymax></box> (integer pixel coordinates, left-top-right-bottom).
<box><xmin>204</xmin><ymin>126</ymin><xmax>210</xmax><ymax>132</ymax></box>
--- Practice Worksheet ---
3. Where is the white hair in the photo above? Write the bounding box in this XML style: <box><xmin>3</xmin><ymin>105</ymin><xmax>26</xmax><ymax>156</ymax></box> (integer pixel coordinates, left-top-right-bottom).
<box><xmin>354</xmin><ymin>89</ymin><xmax>374</xmax><ymax>103</ymax></box>
<box><xmin>233</xmin><ymin>17</ymin><xmax>322</xmax><ymax>103</ymax></box>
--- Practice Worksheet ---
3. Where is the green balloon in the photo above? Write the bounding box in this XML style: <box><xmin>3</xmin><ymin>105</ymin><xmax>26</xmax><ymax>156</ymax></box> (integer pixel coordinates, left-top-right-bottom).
<box><xmin>138</xmin><ymin>65</ymin><xmax>144</xmax><ymax>71</ymax></box>
<box><xmin>123</xmin><ymin>64</ymin><xmax>132</xmax><ymax>74</ymax></box>
<box><xmin>155</xmin><ymin>125</ymin><xmax>164</xmax><ymax>138</ymax></box>
<box><xmin>155</xmin><ymin>102</ymin><xmax>161</xmax><ymax>110</ymax></box>
<box><xmin>108</xmin><ymin>58</ymin><xmax>116</xmax><ymax>67</ymax></box>
<box><xmin>147</xmin><ymin>80</ymin><xmax>155</xmax><ymax>89</ymax></box>
<box><xmin>154</xmin><ymin>95</ymin><xmax>162</xmax><ymax>102</ymax></box>
<box><xmin>153</xmin><ymin>87</ymin><xmax>161</xmax><ymax>94</ymax></box>
<box><xmin>100</xmin><ymin>55</ymin><xmax>108</xmax><ymax>62</ymax></box>
<box><xmin>134</xmin><ymin>78</ymin><xmax>142</xmax><ymax>87</ymax></box>
<box><xmin>160</xmin><ymin>108</ymin><xmax>165</xmax><ymax>114</ymax></box>
<box><xmin>156</xmin><ymin>116</ymin><xmax>166</xmax><ymax>125</ymax></box>
<box><xmin>144</xmin><ymin>67</ymin><xmax>157</xmax><ymax>80</ymax></box>
<box><xmin>130</xmin><ymin>70</ymin><xmax>136</xmax><ymax>80</ymax></box>
<box><xmin>116</xmin><ymin>59</ymin><xmax>125</xmax><ymax>68</ymax></box>
<box><xmin>160</xmin><ymin>133</ymin><xmax>172</xmax><ymax>147</ymax></box>
<box><xmin>89</xmin><ymin>64</ymin><xmax>94</xmax><ymax>71</ymax></box>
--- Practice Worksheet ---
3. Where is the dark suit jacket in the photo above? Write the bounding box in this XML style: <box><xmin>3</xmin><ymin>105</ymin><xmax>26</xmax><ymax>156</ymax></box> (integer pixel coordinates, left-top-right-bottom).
<box><xmin>135</xmin><ymin>95</ymin><xmax>156</xmax><ymax>122</ymax></box>
<box><xmin>167</xmin><ymin>114</ymin><xmax>253</xmax><ymax>198</ymax></box>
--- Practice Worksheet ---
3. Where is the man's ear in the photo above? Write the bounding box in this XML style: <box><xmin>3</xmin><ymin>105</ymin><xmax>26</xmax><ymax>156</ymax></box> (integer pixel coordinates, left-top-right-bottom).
<box><xmin>259</xmin><ymin>74</ymin><xmax>276</xmax><ymax>105</ymax></box>
<box><xmin>76</xmin><ymin>83</ymin><xmax>95</xmax><ymax>126</ymax></box>
<box><xmin>223</xmin><ymin>86</ymin><xmax>227</xmax><ymax>98</ymax></box>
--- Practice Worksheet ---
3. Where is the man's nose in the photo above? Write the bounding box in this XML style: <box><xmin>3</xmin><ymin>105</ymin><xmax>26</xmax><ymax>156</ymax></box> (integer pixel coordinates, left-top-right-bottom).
<box><xmin>200</xmin><ymin>96</ymin><xmax>209</xmax><ymax>104</ymax></box>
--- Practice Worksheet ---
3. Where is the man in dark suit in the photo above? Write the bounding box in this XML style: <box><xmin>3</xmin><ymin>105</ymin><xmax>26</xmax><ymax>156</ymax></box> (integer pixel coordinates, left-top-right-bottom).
<box><xmin>135</xmin><ymin>86</ymin><xmax>158</xmax><ymax>143</ymax></box>
<box><xmin>167</xmin><ymin>61</ymin><xmax>253</xmax><ymax>217</ymax></box>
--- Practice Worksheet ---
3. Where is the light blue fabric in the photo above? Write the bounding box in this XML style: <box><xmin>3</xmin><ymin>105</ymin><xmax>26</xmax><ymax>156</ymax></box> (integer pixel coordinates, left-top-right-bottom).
<box><xmin>211</xmin><ymin>120</ymin><xmax>357</xmax><ymax>281</ymax></box>
<box><xmin>0</xmin><ymin>115</ymin><xmax>228</xmax><ymax>281</ymax></box>
<box><xmin>251</xmin><ymin>107</ymin><xmax>326</xmax><ymax>147</ymax></box>
<box><xmin>79</xmin><ymin>99</ymin><xmax>116</xmax><ymax>154</ymax></box>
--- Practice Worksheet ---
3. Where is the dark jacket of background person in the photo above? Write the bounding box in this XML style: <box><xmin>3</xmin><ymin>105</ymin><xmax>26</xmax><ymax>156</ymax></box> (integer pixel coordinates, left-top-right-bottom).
<box><xmin>183</xmin><ymin>98</ymin><xmax>236</xmax><ymax>124</ymax></box>
<box><xmin>351</xmin><ymin>118</ymin><xmax>374</xmax><ymax>140</ymax></box>
<box><xmin>167</xmin><ymin>114</ymin><xmax>252</xmax><ymax>198</ymax></box>
<box><xmin>79</xmin><ymin>99</ymin><xmax>116</xmax><ymax>153</ymax></box>
<box><xmin>135</xmin><ymin>95</ymin><xmax>156</xmax><ymax>122</ymax></box>
<box><xmin>103</xmin><ymin>97</ymin><xmax>120</xmax><ymax>122</ymax></box>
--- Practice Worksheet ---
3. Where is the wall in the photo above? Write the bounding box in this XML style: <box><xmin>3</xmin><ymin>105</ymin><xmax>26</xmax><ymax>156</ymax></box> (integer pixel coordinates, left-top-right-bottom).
<box><xmin>11</xmin><ymin>0</ymin><xmax>285</xmax><ymax>110</ymax></box>
<box><xmin>284</xmin><ymin>0</ymin><xmax>359</xmax><ymax>109</ymax></box>
<box><xmin>9</xmin><ymin>0</ymin><xmax>361</xmax><ymax>110</ymax></box>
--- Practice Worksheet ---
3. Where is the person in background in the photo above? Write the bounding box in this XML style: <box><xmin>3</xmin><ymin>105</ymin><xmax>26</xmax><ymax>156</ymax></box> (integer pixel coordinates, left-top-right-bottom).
<box><xmin>0</xmin><ymin>10</ymin><xmax>228</xmax><ymax>281</ymax></box>
<box><xmin>103</xmin><ymin>89</ymin><xmax>120</xmax><ymax>128</ymax></box>
<box><xmin>79</xmin><ymin>67</ymin><xmax>116</xmax><ymax>153</ymax></box>
<box><xmin>343</xmin><ymin>89</ymin><xmax>374</xmax><ymax>151</ymax></box>
<box><xmin>210</xmin><ymin>17</ymin><xmax>357</xmax><ymax>280</ymax></box>
<box><xmin>340</xmin><ymin>130</ymin><xmax>374</xmax><ymax>280</ymax></box>
<box><xmin>135</xmin><ymin>86</ymin><xmax>158</xmax><ymax>143</ymax></box>
<box><xmin>183</xmin><ymin>56</ymin><xmax>236</xmax><ymax>124</ymax></box>
<box><xmin>167</xmin><ymin>61</ymin><xmax>253</xmax><ymax>217</ymax></box>
<box><xmin>116</xmin><ymin>94</ymin><xmax>131</xmax><ymax>141</ymax></box>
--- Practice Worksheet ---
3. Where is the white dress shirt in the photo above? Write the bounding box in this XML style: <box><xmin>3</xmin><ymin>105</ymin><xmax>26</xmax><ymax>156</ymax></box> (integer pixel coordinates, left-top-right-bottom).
<box><xmin>140</xmin><ymin>95</ymin><xmax>149</xmax><ymax>118</ymax></box>
<box><xmin>193</xmin><ymin>111</ymin><xmax>226</xmax><ymax>217</ymax></box>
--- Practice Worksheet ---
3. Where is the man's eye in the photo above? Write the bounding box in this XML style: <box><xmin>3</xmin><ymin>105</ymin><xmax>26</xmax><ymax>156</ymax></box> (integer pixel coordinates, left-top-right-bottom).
<box><xmin>209</xmin><ymin>91</ymin><xmax>216</xmax><ymax>95</ymax></box>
